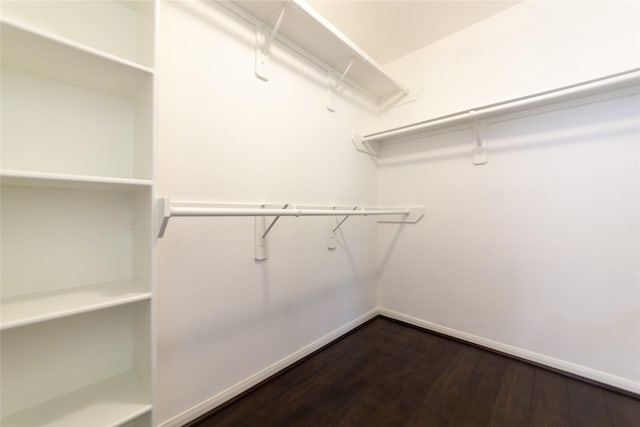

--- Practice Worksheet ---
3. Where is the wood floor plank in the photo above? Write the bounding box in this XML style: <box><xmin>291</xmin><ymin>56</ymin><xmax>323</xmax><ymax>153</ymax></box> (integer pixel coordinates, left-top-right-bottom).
<box><xmin>488</xmin><ymin>360</ymin><xmax>535</xmax><ymax>427</ymax></box>
<box><xmin>567</xmin><ymin>378</ymin><xmax>611</xmax><ymax>426</ymax></box>
<box><xmin>449</xmin><ymin>351</ymin><xmax>509</xmax><ymax>426</ymax></box>
<box><xmin>530</xmin><ymin>369</ymin><xmax>571</xmax><ymax>427</ymax></box>
<box><xmin>407</xmin><ymin>345</ymin><xmax>482</xmax><ymax>425</ymax></box>
<box><xmin>190</xmin><ymin>317</ymin><xmax>640</xmax><ymax>427</ymax></box>
<box><xmin>605</xmin><ymin>391</ymin><xmax>640</xmax><ymax>427</ymax></box>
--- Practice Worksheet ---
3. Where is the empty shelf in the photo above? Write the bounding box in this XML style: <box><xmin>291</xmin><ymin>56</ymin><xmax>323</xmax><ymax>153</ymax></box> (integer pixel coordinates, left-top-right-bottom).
<box><xmin>1</xmin><ymin>19</ymin><xmax>152</xmax><ymax>98</ymax></box>
<box><xmin>1</xmin><ymin>280</ymin><xmax>151</xmax><ymax>330</ymax></box>
<box><xmin>0</xmin><ymin>371</ymin><xmax>151</xmax><ymax>427</ymax></box>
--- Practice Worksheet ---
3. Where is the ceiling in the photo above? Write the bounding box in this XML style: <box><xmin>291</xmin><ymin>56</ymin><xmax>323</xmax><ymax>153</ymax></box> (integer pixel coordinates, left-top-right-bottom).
<box><xmin>307</xmin><ymin>1</ymin><xmax>519</xmax><ymax>65</ymax></box>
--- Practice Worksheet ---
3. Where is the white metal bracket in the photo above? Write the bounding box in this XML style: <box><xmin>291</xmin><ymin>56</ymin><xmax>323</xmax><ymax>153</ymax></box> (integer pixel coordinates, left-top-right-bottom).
<box><xmin>255</xmin><ymin>5</ymin><xmax>287</xmax><ymax>81</ymax></box>
<box><xmin>157</xmin><ymin>198</ymin><xmax>171</xmax><ymax>238</ymax></box>
<box><xmin>328</xmin><ymin>217</ymin><xmax>337</xmax><ymax>250</ymax></box>
<box><xmin>255</xmin><ymin>215</ymin><xmax>268</xmax><ymax>261</ymax></box>
<box><xmin>327</xmin><ymin>58</ymin><xmax>355</xmax><ymax>112</ymax></box>
<box><xmin>377</xmin><ymin>207</ymin><xmax>425</xmax><ymax>224</ymax></box>
<box><xmin>328</xmin><ymin>207</ymin><xmax>357</xmax><ymax>249</ymax></box>
<box><xmin>378</xmin><ymin>86</ymin><xmax>422</xmax><ymax>113</ymax></box>
<box><xmin>470</xmin><ymin>110</ymin><xmax>488</xmax><ymax>165</ymax></box>
<box><xmin>255</xmin><ymin>203</ymin><xmax>289</xmax><ymax>261</ymax></box>
<box><xmin>352</xmin><ymin>133</ymin><xmax>379</xmax><ymax>157</ymax></box>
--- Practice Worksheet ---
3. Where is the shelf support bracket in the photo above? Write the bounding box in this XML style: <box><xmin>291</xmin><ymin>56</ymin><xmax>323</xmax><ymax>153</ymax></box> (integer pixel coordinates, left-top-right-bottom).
<box><xmin>328</xmin><ymin>207</ymin><xmax>357</xmax><ymax>250</ymax></box>
<box><xmin>327</xmin><ymin>58</ymin><xmax>355</xmax><ymax>112</ymax></box>
<box><xmin>157</xmin><ymin>198</ymin><xmax>171</xmax><ymax>238</ymax></box>
<box><xmin>255</xmin><ymin>4</ymin><xmax>287</xmax><ymax>81</ymax></box>
<box><xmin>333</xmin><ymin>207</ymin><xmax>358</xmax><ymax>233</ymax></box>
<box><xmin>377</xmin><ymin>207</ymin><xmax>425</xmax><ymax>224</ymax></box>
<box><xmin>352</xmin><ymin>133</ymin><xmax>379</xmax><ymax>157</ymax></box>
<box><xmin>255</xmin><ymin>203</ymin><xmax>288</xmax><ymax>261</ymax></box>
<box><xmin>470</xmin><ymin>110</ymin><xmax>488</xmax><ymax>165</ymax></box>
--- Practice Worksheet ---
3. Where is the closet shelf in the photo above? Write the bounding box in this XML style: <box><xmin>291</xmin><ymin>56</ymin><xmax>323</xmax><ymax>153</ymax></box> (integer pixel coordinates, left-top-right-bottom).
<box><xmin>0</xmin><ymin>170</ymin><xmax>153</xmax><ymax>191</ymax></box>
<box><xmin>359</xmin><ymin>68</ymin><xmax>640</xmax><ymax>148</ymax></box>
<box><xmin>1</xmin><ymin>280</ymin><xmax>151</xmax><ymax>330</ymax></box>
<box><xmin>0</xmin><ymin>370</ymin><xmax>151</xmax><ymax>427</ymax></box>
<box><xmin>0</xmin><ymin>19</ymin><xmax>153</xmax><ymax>98</ymax></box>
<box><xmin>219</xmin><ymin>0</ymin><xmax>408</xmax><ymax>103</ymax></box>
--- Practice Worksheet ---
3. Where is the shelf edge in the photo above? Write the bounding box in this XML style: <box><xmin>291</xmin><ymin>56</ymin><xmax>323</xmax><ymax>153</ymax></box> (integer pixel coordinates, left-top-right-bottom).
<box><xmin>0</xmin><ymin>292</ymin><xmax>152</xmax><ymax>331</ymax></box>
<box><xmin>0</xmin><ymin>170</ymin><xmax>154</xmax><ymax>188</ymax></box>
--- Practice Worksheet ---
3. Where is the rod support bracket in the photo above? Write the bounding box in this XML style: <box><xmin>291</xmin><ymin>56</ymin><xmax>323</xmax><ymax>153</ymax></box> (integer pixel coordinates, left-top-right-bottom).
<box><xmin>469</xmin><ymin>110</ymin><xmax>488</xmax><ymax>165</ymax></box>
<box><xmin>352</xmin><ymin>133</ymin><xmax>379</xmax><ymax>157</ymax></box>
<box><xmin>377</xmin><ymin>207</ymin><xmax>425</xmax><ymax>224</ymax></box>
<box><xmin>255</xmin><ymin>203</ymin><xmax>289</xmax><ymax>261</ymax></box>
<box><xmin>157</xmin><ymin>198</ymin><xmax>171</xmax><ymax>238</ymax></box>
<box><xmin>328</xmin><ymin>206</ymin><xmax>358</xmax><ymax>249</ymax></box>
<box><xmin>328</xmin><ymin>215</ymin><xmax>337</xmax><ymax>250</ymax></box>
<box><xmin>327</xmin><ymin>58</ymin><xmax>355</xmax><ymax>112</ymax></box>
<box><xmin>255</xmin><ymin>4</ymin><xmax>287</xmax><ymax>81</ymax></box>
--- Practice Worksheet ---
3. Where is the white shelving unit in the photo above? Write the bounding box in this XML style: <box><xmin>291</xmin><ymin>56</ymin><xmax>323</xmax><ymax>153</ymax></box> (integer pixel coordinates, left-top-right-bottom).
<box><xmin>220</xmin><ymin>0</ymin><xmax>408</xmax><ymax>104</ymax></box>
<box><xmin>0</xmin><ymin>1</ymin><xmax>156</xmax><ymax>426</ymax></box>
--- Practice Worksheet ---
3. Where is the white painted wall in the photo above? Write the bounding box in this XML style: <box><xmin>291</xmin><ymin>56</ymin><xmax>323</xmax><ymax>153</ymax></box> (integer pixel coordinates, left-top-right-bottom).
<box><xmin>155</xmin><ymin>1</ymin><xmax>378</xmax><ymax>424</ymax></box>
<box><xmin>155</xmin><ymin>1</ymin><xmax>640</xmax><ymax>423</ymax></box>
<box><xmin>369</xmin><ymin>0</ymin><xmax>640</xmax><ymax>134</ymax></box>
<box><xmin>376</xmin><ymin>0</ymin><xmax>640</xmax><ymax>393</ymax></box>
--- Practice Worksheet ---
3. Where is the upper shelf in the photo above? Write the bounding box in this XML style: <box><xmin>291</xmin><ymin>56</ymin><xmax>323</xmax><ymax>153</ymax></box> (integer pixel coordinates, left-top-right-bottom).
<box><xmin>0</xmin><ymin>19</ymin><xmax>153</xmax><ymax>99</ymax></box>
<box><xmin>220</xmin><ymin>0</ymin><xmax>408</xmax><ymax>103</ymax></box>
<box><xmin>0</xmin><ymin>0</ymin><xmax>155</xmax><ymax>68</ymax></box>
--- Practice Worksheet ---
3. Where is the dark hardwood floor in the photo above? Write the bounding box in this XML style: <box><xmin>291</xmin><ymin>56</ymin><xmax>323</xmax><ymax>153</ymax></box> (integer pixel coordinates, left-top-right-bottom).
<box><xmin>188</xmin><ymin>317</ymin><xmax>640</xmax><ymax>427</ymax></box>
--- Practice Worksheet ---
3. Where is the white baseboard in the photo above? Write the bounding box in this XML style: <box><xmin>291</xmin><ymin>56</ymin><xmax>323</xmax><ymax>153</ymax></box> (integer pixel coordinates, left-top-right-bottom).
<box><xmin>161</xmin><ymin>306</ymin><xmax>639</xmax><ymax>426</ymax></box>
<box><xmin>378</xmin><ymin>307</ymin><xmax>640</xmax><ymax>395</ymax></box>
<box><xmin>159</xmin><ymin>308</ymin><xmax>379</xmax><ymax>427</ymax></box>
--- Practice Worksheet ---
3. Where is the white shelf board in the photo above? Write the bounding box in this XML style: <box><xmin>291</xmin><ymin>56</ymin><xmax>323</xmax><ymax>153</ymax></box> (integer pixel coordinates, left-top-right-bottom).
<box><xmin>1</xmin><ymin>280</ymin><xmax>151</xmax><ymax>330</ymax></box>
<box><xmin>1</xmin><ymin>170</ymin><xmax>153</xmax><ymax>191</ymax></box>
<box><xmin>0</xmin><ymin>371</ymin><xmax>152</xmax><ymax>427</ymax></box>
<box><xmin>224</xmin><ymin>0</ymin><xmax>407</xmax><ymax>102</ymax></box>
<box><xmin>0</xmin><ymin>19</ymin><xmax>153</xmax><ymax>98</ymax></box>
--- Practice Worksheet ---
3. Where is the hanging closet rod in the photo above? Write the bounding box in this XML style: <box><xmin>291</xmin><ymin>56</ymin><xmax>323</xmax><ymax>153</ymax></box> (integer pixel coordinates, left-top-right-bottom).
<box><xmin>157</xmin><ymin>199</ymin><xmax>425</xmax><ymax>238</ymax></box>
<box><xmin>362</xmin><ymin>68</ymin><xmax>640</xmax><ymax>143</ymax></box>
<box><xmin>170</xmin><ymin>207</ymin><xmax>409</xmax><ymax>217</ymax></box>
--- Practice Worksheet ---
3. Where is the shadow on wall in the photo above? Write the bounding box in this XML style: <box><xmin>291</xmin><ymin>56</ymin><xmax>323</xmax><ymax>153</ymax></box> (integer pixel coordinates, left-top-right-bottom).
<box><xmin>156</xmin><ymin>220</ymin><xmax>378</xmax><ymax>355</ymax></box>
<box><xmin>377</xmin><ymin>224</ymin><xmax>406</xmax><ymax>279</ymax></box>
<box><xmin>157</xmin><ymin>264</ymin><xmax>376</xmax><ymax>371</ymax></box>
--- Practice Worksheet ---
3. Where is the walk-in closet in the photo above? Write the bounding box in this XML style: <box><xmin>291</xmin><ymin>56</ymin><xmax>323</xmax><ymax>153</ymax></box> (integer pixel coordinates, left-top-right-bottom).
<box><xmin>1</xmin><ymin>1</ymin><xmax>639</xmax><ymax>426</ymax></box>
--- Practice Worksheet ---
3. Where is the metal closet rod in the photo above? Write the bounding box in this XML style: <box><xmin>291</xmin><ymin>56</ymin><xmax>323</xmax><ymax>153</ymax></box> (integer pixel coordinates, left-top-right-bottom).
<box><xmin>363</xmin><ymin>68</ymin><xmax>640</xmax><ymax>142</ymax></box>
<box><xmin>170</xmin><ymin>206</ymin><xmax>409</xmax><ymax>217</ymax></box>
<box><xmin>157</xmin><ymin>199</ymin><xmax>425</xmax><ymax>238</ymax></box>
